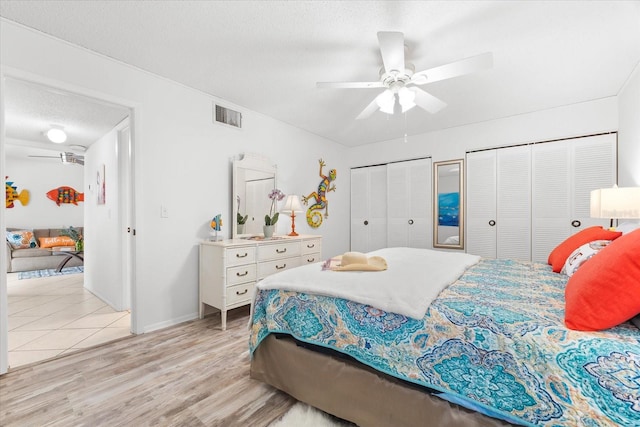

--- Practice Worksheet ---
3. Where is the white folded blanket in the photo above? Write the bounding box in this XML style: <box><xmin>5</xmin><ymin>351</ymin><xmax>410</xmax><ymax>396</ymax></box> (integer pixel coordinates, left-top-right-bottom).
<box><xmin>256</xmin><ymin>247</ymin><xmax>480</xmax><ymax>320</ymax></box>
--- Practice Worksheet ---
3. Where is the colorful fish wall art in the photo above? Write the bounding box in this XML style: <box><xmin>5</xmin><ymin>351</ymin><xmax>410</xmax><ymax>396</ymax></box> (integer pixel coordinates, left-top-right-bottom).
<box><xmin>47</xmin><ymin>186</ymin><xmax>85</xmax><ymax>206</ymax></box>
<box><xmin>6</xmin><ymin>176</ymin><xmax>30</xmax><ymax>208</ymax></box>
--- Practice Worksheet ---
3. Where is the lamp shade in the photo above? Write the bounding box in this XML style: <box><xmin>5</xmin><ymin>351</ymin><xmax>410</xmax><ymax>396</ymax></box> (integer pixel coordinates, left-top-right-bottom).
<box><xmin>590</xmin><ymin>186</ymin><xmax>640</xmax><ymax>219</ymax></box>
<box><xmin>281</xmin><ymin>195</ymin><xmax>303</xmax><ymax>214</ymax></box>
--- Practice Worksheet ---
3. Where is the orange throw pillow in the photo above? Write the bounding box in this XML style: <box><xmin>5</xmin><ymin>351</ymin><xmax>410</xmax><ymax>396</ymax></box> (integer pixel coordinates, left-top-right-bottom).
<box><xmin>39</xmin><ymin>236</ymin><xmax>75</xmax><ymax>248</ymax></box>
<box><xmin>565</xmin><ymin>228</ymin><xmax>640</xmax><ymax>331</ymax></box>
<box><xmin>547</xmin><ymin>226</ymin><xmax>622</xmax><ymax>273</ymax></box>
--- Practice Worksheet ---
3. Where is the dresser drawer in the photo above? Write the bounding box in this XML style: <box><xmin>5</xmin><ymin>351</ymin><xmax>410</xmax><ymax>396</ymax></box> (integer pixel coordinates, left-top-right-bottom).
<box><xmin>301</xmin><ymin>252</ymin><xmax>321</xmax><ymax>264</ymax></box>
<box><xmin>226</xmin><ymin>264</ymin><xmax>257</xmax><ymax>286</ymax></box>
<box><xmin>258</xmin><ymin>257</ymin><xmax>301</xmax><ymax>278</ymax></box>
<box><xmin>258</xmin><ymin>241</ymin><xmax>301</xmax><ymax>261</ymax></box>
<box><xmin>301</xmin><ymin>239</ymin><xmax>322</xmax><ymax>255</ymax></box>
<box><xmin>226</xmin><ymin>282</ymin><xmax>254</xmax><ymax>306</ymax></box>
<box><xmin>226</xmin><ymin>246</ymin><xmax>256</xmax><ymax>267</ymax></box>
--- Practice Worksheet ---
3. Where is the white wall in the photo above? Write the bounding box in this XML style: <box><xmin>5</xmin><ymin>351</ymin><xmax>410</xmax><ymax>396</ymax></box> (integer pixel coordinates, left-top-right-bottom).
<box><xmin>5</xmin><ymin>154</ymin><xmax>84</xmax><ymax>229</ymax></box>
<box><xmin>83</xmin><ymin>127</ymin><xmax>123</xmax><ymax>310</ymax></box>
<box><xmin>348</xmin><ymin>97</ymin><xmax>618</xmax><ymax>166</ymax></box>
<box><xmin>618</xmin><ymin>62</ymin><xmax>640</xmax><ymax>187</ymax></box>
<box><xmin>0</xmin><ymin>20</ymin><xmax>350</xmax><ymax>333</ymax></box>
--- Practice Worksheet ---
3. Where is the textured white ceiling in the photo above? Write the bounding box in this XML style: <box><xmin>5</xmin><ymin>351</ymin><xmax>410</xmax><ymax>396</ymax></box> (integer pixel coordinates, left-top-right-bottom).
<box><xmin>1</xmin><ymin>1</ymin><xmax>639</xmax><ymax>147</ymax></box>
<box><xmin>4</xmin><ymin>78</ymin><xmax>129</xmax><ymax>160</ymax></box>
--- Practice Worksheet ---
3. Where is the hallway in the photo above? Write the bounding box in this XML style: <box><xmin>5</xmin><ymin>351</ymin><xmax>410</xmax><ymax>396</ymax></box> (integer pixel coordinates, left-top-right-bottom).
<box><xmin>7</xmin><ymin>272</ymin><xmax>130</xmax><ymax>369</ymax></box>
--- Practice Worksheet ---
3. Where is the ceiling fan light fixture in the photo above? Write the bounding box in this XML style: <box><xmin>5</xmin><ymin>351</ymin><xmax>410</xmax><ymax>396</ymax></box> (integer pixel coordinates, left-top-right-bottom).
<box><xmin>398</xmin><ymin>87</ymin><xmax>416</xmax><ymax>113</ymax></box>
<box><xmin>376</xmin><ymin>90</ymin><xmax>395</xmax><ymax>114</ymax></box>
<box><xmin>46</xmin><ymin>126</ymin><xmax>67</xmax><ymax>143</ymax></box>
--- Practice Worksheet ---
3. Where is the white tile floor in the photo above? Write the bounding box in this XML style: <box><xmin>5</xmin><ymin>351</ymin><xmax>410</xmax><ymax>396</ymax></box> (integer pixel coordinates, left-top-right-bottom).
<box><xmin>7</xmin><ymin>272</ymin><xmax>131</xmax><ymax>369</ymax></box>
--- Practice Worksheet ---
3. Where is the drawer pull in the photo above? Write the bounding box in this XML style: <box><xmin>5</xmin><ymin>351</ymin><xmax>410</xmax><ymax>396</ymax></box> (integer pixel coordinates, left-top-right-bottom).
<box><xmin>276</xmin><ymin>248</ymin><xmax>287</xmax><ymax>254</ymax></box>
<box><xmin>236</xmin><ymin>252</ymin><xmax>248</xmax><ymax>258</ymax></box>
<box><xmin>236</xmin><ymin>289</ymin><xmax>248</xmax><ymax>296</ymax></box>
<box><xmin>307</xmin><ymin>257</ymin><xmax>315</xmax><ymax>263</ymax></box>
<box><xmin>307</xmin><ymin>243</ymin><xmax>315</xmax><ymax>248</ymax></box>
<box><xmin>236</xmin><ymin>271</ymin><xmax>249</xmax><ymax>277</ymax></box>
<box><xmin>276</xmin><ymin>264</ymin><xmax>287</xmax><ymax>270</ymax></box>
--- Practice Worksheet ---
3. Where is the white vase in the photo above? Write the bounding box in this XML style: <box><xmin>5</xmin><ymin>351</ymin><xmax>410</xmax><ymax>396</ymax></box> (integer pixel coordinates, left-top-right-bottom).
<box><xmin>237</xmin><ymin>224</ymin><xmax>246</xmax><ymax>235</ymax></box>
<box><xmin>263</xmin><ymin>225</ymin><xmax>275</xmax><ymax>238</ymax></box>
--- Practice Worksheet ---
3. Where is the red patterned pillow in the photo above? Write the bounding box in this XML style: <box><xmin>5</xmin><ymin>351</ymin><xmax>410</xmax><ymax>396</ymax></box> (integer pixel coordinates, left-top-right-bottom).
<box><xmin>565</xmin><ymin>228</ymin><xmax>640</xmax><ymax>331</ymax></box>
<box><xmin>547</xmin><ymin>226</ymin><xmax>622</xmax><ymax>273</ymax></box>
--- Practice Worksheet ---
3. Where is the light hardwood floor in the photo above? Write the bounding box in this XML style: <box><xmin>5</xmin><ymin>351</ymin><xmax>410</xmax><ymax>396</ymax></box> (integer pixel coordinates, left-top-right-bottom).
<box><xmin>0</xmin><ymin>307</ymin><xmax>296</xmax><ymax>426</ymax></box>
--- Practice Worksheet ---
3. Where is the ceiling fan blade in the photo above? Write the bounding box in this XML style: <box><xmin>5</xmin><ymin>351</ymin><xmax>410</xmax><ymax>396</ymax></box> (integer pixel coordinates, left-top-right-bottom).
<box><xmin>316</xmin><ymin>81</ymin><xmax>384</xmax><ymax>89</ymax></box>
<box><xmin>410</xmin><ymin>87</ymin><xmax>447</xmax><ymax>114</ymax></box>
<box><xmin>377</xmin><ymin>31</ymin><xmax>405</xmax><ymax>74</ymax></box>
<box><xmin>356</xmin><ymin>95</ymin><xmax>382</xmax><ymax>120</ymax></box>
<box><xmin>27</xmin><ymin>155</ymin><xmax>59</xmax><ymax>159</ymax></box>
<box><xmin>412</xmin><ymin>52</ymin><xmax>493</xmax><ymax>85</ymax></box>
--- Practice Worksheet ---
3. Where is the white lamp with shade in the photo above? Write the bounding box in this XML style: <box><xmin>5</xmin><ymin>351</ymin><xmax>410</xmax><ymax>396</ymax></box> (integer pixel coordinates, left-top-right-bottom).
<box><xmin>590</xmin><ymin>185</ymin><xmax>640</xmax><ymax>228</ymax></box>
<box><xmin>281</xmin><ymin>195</ymin><xmax>304</xmax><ymax>236</ymax></box>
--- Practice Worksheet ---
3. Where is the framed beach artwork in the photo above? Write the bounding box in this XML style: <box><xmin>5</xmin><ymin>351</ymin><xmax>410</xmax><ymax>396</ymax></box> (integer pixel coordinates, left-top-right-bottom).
<box><xmin>97</xmin><ymin>164</ymin><xmax>106</xmax><ymax>205</ymax></box>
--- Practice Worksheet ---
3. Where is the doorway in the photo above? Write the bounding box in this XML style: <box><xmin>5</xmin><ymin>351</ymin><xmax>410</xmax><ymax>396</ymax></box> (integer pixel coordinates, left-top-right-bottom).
<box><xmin>1</xmin><ymin>74</ymin><xmax>137</xmax><ymax>373</ymax></box>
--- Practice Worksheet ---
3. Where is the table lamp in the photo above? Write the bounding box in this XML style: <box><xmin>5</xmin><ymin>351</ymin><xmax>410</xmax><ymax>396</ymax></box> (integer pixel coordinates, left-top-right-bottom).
<box><xmin>281</xmin><ymin>195</ymin><xmax>304</xmax><ymax>236</ymax></box>
<box><xmin>590</xmin><ymin>185</ymin><xmax>640</xmax><ymax>228</ymax></box>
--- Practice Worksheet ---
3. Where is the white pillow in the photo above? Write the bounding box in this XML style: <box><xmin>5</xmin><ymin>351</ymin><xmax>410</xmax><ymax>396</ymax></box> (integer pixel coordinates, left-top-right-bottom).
<box><xmin>616</xmin><ymin>222</ymin><xmax>640</xmax><ymax>234</ymax></box>
<box><xmin>561</xmin><ymin>240</ymin><xmax>611</xmax><ymax>277</ymax></box>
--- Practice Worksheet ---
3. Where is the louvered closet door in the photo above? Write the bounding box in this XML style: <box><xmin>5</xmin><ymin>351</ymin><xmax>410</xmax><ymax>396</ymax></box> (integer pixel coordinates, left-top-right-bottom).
<box><xmin>496</xmin><ymin>146</ymin><xmax>531</xmax><ymax>261</ymax></box>
<box><xmin>387</xmin><ymin>159</ymin><xmax>432</xmax><ymax>249</ymax></box>
<box><xmin>466</xmin><ymin>150</ymin><xmax>497</xmax><ymax>258</ymax></box>
<box><xmin>531</xmin><ymin>140</ymin><xmax>571</xmax><ymax>262</ymax></box>
<box><xmin>531</xmin><ymin>134</ymin><xmax>616</xmax><ymax>262</ymax></box>
<box><xmin>570</xmin><ymin>134</ymin><xmax>617</xmax><ymax>231</ymax></box>
<box><xmin>350</xmin><ymin>166</ymin><xmax>387</xmax><ymax>253</ymax></box>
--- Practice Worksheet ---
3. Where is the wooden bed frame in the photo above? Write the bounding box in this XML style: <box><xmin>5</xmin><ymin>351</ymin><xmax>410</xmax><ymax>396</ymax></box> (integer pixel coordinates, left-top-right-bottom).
<box><xmin>251</xmin><ymin>334</ymin><xmax>517</xmax><ymax>427</ymax></box>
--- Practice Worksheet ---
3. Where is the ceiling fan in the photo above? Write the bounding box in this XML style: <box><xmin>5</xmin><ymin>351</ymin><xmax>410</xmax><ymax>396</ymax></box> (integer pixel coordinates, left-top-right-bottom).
<box><xmin>317</xmin><ymin>31</ymin><xmax>493</xmax><ymax>119</ymax></box>
<box><xmin>28</xmin><ymin>152</ymin><xmax>85</xmax><ymax>166</ymax></box>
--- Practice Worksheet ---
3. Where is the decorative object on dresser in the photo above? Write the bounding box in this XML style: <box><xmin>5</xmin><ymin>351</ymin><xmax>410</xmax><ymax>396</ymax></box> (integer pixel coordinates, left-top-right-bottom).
<box><xmin>264</xmin><ymin>188</ymin><xmax>285</xmax><ymax>238</ymax></box>
<box><xmin>199</xmin><ymin>234</ymin><xmax>322</xmax><ymax>330</ymax></box>
<box><xmin>280</xmin><ymin>195</ymin><xmax>304</xmax><ymax>236</ymax></box>
<box><xmin>209</xmin><ymin>214</ymin><xmax>222</xmax><ymax>241</ymax></box>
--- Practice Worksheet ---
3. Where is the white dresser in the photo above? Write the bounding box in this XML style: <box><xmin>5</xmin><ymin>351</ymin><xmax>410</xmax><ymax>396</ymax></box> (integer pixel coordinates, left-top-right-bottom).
<box><xmin>199</xmin><ymin>234</ymin><xmax>322</xmax><ymax>329</ymax></box>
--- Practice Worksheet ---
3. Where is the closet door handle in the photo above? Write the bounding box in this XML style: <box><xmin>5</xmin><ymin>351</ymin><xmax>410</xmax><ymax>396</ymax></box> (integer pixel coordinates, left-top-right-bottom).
<box><xmin>571</xmin><ymin>220</ymin><xmax>581</xmax><ymax>228</ymax></box>
<box><xmin>408</xmin><ymin>219</ymin><xmax>414</xmax><ymax>225</ymax></box>
<box><xmin>364</xmin><ymin>220</ymin><xmax>369</xmax><ymax>225</ymax></box>
<box><xmin>488</xmin><ymin>220</ymin><xmax>496</xmax><ymax>226</ymax></box>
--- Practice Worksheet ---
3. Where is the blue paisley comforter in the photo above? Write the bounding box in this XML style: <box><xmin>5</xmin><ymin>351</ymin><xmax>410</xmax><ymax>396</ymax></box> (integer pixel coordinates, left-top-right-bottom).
<box><xmin>249</xmin><ymin>259</ymin><xmax>640</xmax><ymax>426</ymax></box>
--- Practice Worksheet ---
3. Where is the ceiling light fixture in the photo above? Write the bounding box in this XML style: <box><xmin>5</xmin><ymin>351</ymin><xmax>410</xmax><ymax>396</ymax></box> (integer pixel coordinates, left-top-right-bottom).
<box><xmin>398</xmin><ymin>87</ymin><xmax>416</xmax><ymax>113</ymax></box>
<box><xmin>376</xmin><ymin>89</ymin><xmax>396</xmax><ymax>114</ymax></box>
<box><xmin>46</xmin><ymin>126</ymin><xmax>67</xmax><ymax>143</ymax></box>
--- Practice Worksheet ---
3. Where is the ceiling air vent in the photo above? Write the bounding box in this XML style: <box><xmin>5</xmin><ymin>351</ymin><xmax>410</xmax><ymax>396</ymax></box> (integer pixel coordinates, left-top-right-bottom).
<box><xmin>214</xmin><ymin>104</ymin><xmax>242</xmax><ymax>129</ymax></box>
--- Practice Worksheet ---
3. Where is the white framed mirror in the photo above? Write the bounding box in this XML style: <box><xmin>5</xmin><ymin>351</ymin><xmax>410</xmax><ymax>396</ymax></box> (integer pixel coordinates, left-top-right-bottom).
<box><xmin>433</xmin><ymin>159</ymin><xmax>464</xmax><ymax>250</ymax></box>
<box><xmin>232</xmin><ymin>153</ymin><xmax>277</xmax><ymax>238</ymax></box>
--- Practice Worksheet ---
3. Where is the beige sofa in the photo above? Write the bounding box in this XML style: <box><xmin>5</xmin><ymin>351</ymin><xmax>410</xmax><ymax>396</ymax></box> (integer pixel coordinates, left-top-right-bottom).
<box><xmin>6</xmin><ymin>227</ymin><xmax>84</xmax><ymax>273</ymax></box>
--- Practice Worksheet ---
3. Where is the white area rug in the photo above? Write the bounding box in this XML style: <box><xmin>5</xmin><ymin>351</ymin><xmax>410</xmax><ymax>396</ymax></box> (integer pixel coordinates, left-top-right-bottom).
<box><xmin>270</xmin><ymin>403</ymin><xmax>354</xmax><ymax>427</ymax></box>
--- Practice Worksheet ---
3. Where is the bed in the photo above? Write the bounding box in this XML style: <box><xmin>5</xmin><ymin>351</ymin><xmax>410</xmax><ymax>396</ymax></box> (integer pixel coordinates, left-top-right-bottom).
<box><xmin>249</xmin><ymin>246</ymin><xmax>640</xmax><ymax>427</ymax></box>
